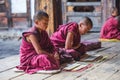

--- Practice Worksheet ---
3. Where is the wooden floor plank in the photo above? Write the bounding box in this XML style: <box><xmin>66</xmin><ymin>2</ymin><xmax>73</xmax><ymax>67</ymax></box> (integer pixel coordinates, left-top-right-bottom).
<box><xmin>0</xmin><ymin>55</ymin><xmax>19</xmax><ymax>72</ymax></box>
<box><xmin>44</xmin><ymin>44</ymin><xmax>119</xmax><ymax>80</ymax></box>
<box><xmin>75</xmin><ymin>53</ymin><xmax>120</xmax><ymax>80</ymax></box>
<box><xmin>101</xmin><ymin>42</ymin><xmax>118</xmax><ymax>48</ymax></box>
<box><xmin>11</xmin><ymin>73</ymin><xmax>52</xmax><ymax>80</ymax></box>
<box><xmin>44</xmin><ymin>71</ymin><xmax>83</xmax><ymax>80</ymax></box>
<box><xmin>44</xmin><ymin>54</ymin><xmax>118</xmax><ymax>80</ymax></box>
<box><xmin>0</xmin><ymin>69</ymin><xmax>24</xmax><ymax>80</ymax></box>
<box><xmin>108</xmin><ymin>71</ymin><xmax>120</xmax><ymax>80</ymax></box>
<box><xmin>81</xmin><ymin>33</ymin><xmax>100</xmax><ymax>41</ymax></box>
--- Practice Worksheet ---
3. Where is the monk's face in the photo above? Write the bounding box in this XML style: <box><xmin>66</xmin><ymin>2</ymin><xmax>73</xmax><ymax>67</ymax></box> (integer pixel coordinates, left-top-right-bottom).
<box><xmin>35</xmin><ymin>17</ymin><xmax>49</xmax><ymax>31</ymax></box>
<box><xmin>79</xmin><ymin>23</ymin><xmax>92</xmax><ymax>35</ymax></box>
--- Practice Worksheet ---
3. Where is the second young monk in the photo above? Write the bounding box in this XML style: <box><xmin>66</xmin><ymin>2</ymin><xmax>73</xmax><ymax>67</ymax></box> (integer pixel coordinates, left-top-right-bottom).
<box><xmin>50</xmin><ymin>16</ymin><xmax>93</xmax><ymax>64</ymax></box>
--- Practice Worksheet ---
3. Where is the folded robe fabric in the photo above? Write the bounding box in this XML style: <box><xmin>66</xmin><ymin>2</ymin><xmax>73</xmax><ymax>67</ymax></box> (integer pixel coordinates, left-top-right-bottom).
<box><xmin>82</xmin><ymin>41</ymin><xmax>101</xmax><ymax>51</ymax></box>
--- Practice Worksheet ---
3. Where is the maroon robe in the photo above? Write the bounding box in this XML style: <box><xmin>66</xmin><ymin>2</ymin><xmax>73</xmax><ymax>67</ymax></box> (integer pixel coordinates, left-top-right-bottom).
<box><xmin>100</xmin><ymin>16</ymin><xmax>120</xmax><ymax>39</ymax></box>
<box><xmin>16</xmin><ymin>27</ymin><xmax>59</xmax><ymax>74</ymax></box>
<box><xmin>50</xmin><ymin>22</ymin><xmax>86</xmax><ymax>63</ymax></box>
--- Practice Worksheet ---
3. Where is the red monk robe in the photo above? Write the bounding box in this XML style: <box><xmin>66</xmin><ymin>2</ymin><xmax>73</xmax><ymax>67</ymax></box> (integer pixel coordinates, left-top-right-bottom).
<box><xmin>50</xmin><ymin>22</ymin><xmax>86</xmax><ymax>64</ymax></box>
<box><xmin>100</xmin><ymin>16</ymin><xmax>120</xmax><ymax>39</ymax></box>
<box><xmin>16</xmin><ymin>27</ymin><xmax>59</xmax><ymax>74</ymax></box>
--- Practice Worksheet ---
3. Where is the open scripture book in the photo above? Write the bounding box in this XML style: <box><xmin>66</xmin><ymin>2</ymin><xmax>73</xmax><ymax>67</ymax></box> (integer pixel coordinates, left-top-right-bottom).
<box><xmin>80</xmin><ymin>54</ymin><xmax>103</xmax><ymax>62</ymax></box>
<box><xmin>63</xmin><ymin>62</ymin><xmax>93</xmax><ymax>71</ymax></box>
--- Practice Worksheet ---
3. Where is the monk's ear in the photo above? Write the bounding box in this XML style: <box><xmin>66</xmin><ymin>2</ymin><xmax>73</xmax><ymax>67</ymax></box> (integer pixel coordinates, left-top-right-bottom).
<box><xmin>34</xmin><ymin>20</ymin><xmax>39</xmax><ymax>25</ymax></box>
<box><xmin>79</xmin><ymin>23</ymin><xmax>83</xmax><ymax>27</ymax></box>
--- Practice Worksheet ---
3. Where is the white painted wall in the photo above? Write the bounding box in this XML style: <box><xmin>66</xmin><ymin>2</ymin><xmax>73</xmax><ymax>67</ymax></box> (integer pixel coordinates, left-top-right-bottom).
<box><xmin>11</xmin><ymin>0</ymin><xmax>35</xmax><ymax>20</ymax></box>
<box><xmin>31</xmin><ymin>0</ymin><xmax>35</xmax><ymax>20</ymax></box>
<box><xmin>11</xmin><ymin>0</ymin><xmax>27</xmax><ymax>13</ymax></box>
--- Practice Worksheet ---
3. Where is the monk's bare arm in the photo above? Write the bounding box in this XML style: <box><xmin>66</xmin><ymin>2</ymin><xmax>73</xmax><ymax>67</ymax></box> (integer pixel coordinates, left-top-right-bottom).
<box><xmin>65</xmin><ymin>32</ymin><xmax>74</xmax><ymax>49</ymax></box>
<box><xmin>28</xmin><ymin>34</ymin><xmax>49</xmax><ymax>54</ymax></box>
<box><xmin>65</xmin><ymin>32</ymin><xmax>81</xmax><ymax>49</ymax></box>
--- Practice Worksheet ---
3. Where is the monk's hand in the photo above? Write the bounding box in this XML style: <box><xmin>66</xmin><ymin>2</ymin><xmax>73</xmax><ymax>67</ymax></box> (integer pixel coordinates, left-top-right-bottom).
<box><xmin>73</xmin><ymin>43</ymin><xmax>81</xmax><ymax>49</ymax></box>
<box><xmin>54</xmin><ymin>52</ymin><xmax>60</xmax><ymax>60</ymax></box>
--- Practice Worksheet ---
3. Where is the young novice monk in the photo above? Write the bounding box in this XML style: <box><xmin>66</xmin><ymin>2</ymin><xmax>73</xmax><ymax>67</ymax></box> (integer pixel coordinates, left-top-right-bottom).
<box><xmin>16</xmin><ymin>10</ymin><xmax>60</xmax><ymax>74</ymax></box>
<box><xmin>100</xmin><ymin>7</ymin><xmax>120</xmax><ymax>40</ymax></box>
<box><xmin>50</xmin><ymin>16</ymin><xmax>93</xmax><ymax>64</ymax></box>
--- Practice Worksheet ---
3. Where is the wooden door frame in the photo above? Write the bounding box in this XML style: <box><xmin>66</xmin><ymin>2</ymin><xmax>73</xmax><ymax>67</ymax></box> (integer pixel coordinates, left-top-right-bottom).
<box><xmin>116</xmin><ymin>0</ymin><xmax>120</xmax><ymax>15</ymax></box>
<box><xmin>7</xmin><ymin>0</ymin><xmax>31</xmax><ymax>28</ymax></box>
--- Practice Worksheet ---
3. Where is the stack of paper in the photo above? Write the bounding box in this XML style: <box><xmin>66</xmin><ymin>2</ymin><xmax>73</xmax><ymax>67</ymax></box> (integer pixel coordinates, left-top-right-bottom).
<box><xmin>80</xmin><ymin>55</ymin><xmax>103</xmax><ymax>62</ymax></box>
<box><xmin>63</xmin><ymin>62</ymin><xmax>88</xmax><ymax>71</ymax></box>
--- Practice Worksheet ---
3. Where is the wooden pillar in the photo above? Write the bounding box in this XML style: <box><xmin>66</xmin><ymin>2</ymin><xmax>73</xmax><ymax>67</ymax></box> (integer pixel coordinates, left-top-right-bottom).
<box><xmin>61</xmin><ymin>0</ymin><xmax>67</xmax><ymax>24</ymax></box>
<box><xmin>102</xmin><ymin>0</ymin><xmax>115</xmax><ymax>23</ymax></box>
<box><xmin>53</xmin><ymin>0</ymin><xmax>62</xmax><ymax>31</ymax></box>
<box><xmin>27</xmin><ymin>0</ymin><xmax>32</xmax><ymax>27</ymax></box>
<box><xmin>101</xmin><ymin>0</ymin><xmax>107</xmax><ymax>23</ymax></box>
<box><xmin>36</xmin><ymin>0</ymin><xmax>54</xmax><ymax>35</ymax></box>
<box><xmin>116</xmin><ymin>0</ymin><xmax>120</xmax><ymax>15</ymax></box>
<box><xmin>6</xmin><ymin>0</ymin><xmax>12</xmax><ymax>28</ymax></box>
<box><xmin>99</xmin><ymin>0</ymin><xmax>118</xmax><ymax>31</ymax></box>
<box><xmin>106</xmin><ymin>0</ymin><xmax>116</xmax><ymax>18</ymax></box>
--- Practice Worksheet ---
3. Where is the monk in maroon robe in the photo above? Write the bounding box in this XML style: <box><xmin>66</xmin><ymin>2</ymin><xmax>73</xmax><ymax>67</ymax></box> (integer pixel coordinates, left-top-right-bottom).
<box><xmin>100</xmin><ymin>16</ymin><xmax>120</xmax><ymax>39</ymax></box>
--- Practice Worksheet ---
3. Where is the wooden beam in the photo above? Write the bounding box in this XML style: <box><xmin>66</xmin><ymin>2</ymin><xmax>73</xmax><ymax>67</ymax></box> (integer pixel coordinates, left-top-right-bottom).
<box><xmin>66</xmin><ymin>12</ymin><xmax>101</xmax><ymax>17</ymax></box>
<box><xmin>67</xmin><ymin>2</ymin><xmax>101</xmax><ymax>6</ymax></box>
<box><xmin>11</xmin><ymin>13</ymin><xmax>28</xmax><ymax>18</ymax></box>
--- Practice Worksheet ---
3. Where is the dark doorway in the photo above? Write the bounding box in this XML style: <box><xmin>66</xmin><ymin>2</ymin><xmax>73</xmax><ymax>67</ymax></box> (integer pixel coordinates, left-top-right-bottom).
<box><xmin>116</xmin><ymin>0</ymin><xmax>120</xmax><ymax>15</ymax></box>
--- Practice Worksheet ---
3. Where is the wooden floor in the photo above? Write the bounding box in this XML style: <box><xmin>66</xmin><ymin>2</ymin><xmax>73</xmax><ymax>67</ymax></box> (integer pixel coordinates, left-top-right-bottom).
<box><xmin>0</xmin><ymin>33</ymin><xmax>120</xmax><ymax>80</ymax></box>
